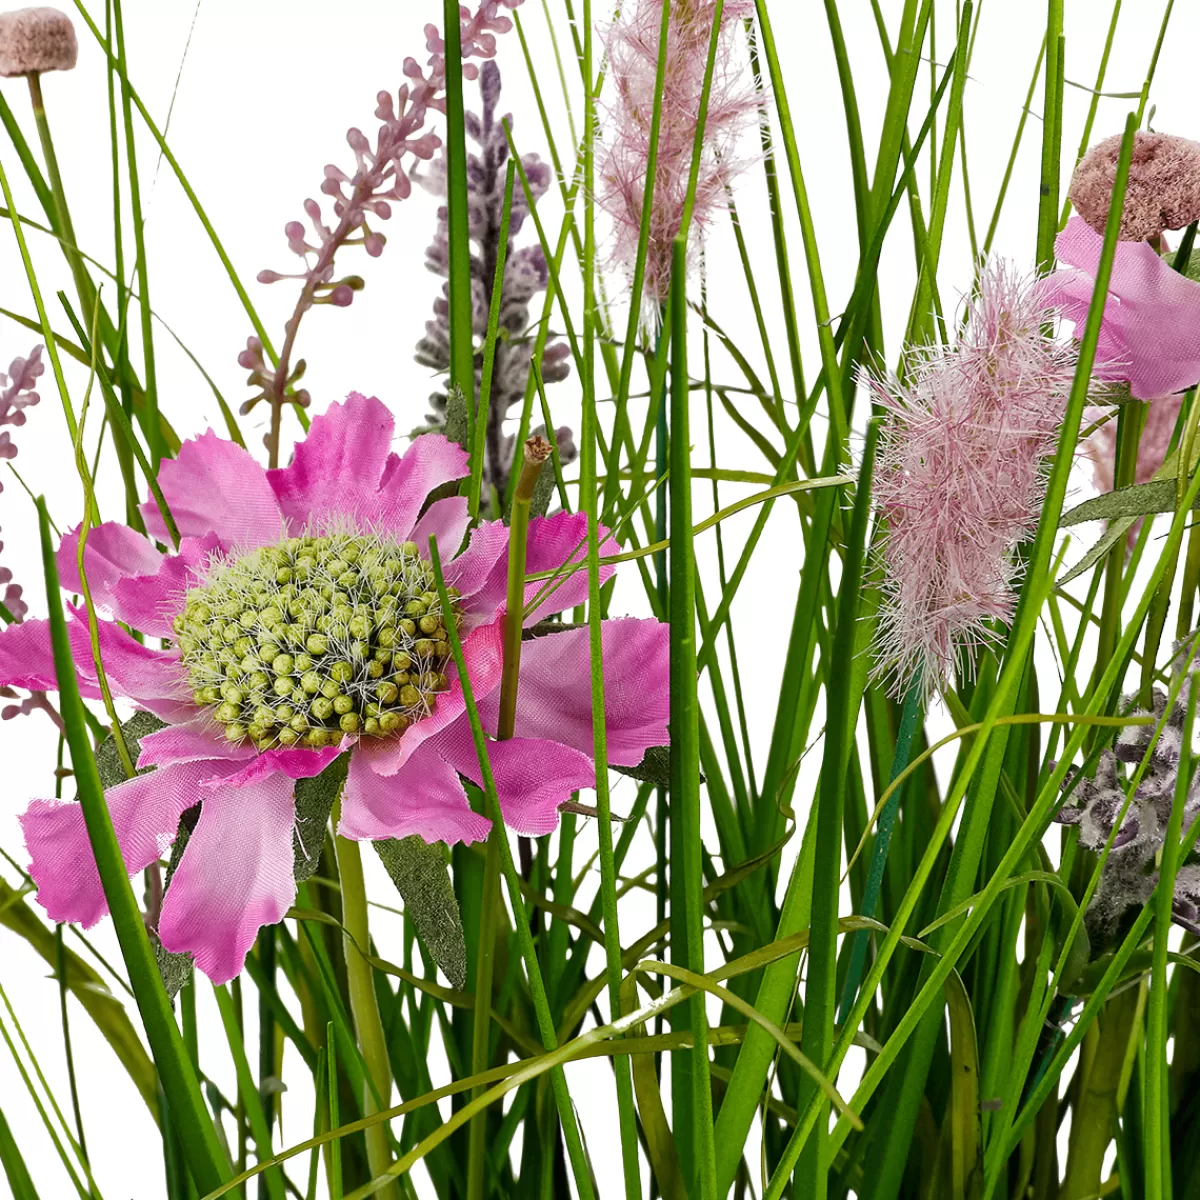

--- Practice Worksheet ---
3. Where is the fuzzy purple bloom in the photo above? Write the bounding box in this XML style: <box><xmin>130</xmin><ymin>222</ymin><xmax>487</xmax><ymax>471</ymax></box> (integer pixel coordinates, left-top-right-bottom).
<box><xmin>868</xmin><ymin>261</ymin><xmax>1080</xmax><ymax>698</ymax></box>
<box><xmin>414</xmin><ymin>61</ymin><xmax>572</xmax><ymax>507</ymax></box>
<box><xmin>596</xmin><ymin>0</ymin><xmax>757</xmax><ymax>313</ymax></box>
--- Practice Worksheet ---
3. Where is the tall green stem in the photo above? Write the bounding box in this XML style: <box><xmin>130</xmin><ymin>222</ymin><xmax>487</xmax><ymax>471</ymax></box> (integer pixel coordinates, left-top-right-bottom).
<box><xmin>333</xmin><ymin>819</ymin><xmax>398</xmax><ymax>1199</ymax></box>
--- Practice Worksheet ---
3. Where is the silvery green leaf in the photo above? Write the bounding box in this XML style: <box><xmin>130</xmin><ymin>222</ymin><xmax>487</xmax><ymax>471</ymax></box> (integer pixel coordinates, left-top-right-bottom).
<box><xmin>374</xmin><ymin>836</ymin><xmax>466</xmax><ymax>990</ymax></box>
<box><xmin>95</xmin><ymin>711</ymin><xmax>165</xmax><ymax>789</ymax></box>
<box><xmin>292</xmin><ymin>755</ymin><xmax>347</xmax><ymax>884</ymax></box>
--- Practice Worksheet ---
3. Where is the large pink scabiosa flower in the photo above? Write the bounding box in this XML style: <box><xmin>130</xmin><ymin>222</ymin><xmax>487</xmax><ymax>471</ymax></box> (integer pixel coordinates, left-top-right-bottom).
<box><xmin>597</xmin><ymin>0</ymin><xmax>757</xmax><ymax>314</ymax></box>
<box><xmin>868</xmin><ymin>260</ymin><xmax>1081</xmax><ymax>698</ymax></box>
<box><xmin>0</xmin><ymin>394</ymin><xmax>667</xmax><ymax>983</ymax></box>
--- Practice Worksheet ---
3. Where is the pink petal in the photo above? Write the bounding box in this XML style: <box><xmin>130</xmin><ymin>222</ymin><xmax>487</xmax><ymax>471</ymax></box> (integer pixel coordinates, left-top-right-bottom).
<box><xmin>476</xmin><ymin>619</ymin><xmax>669</xmax><ymax>766</ymax></box>
<box><xmin>157</xmin><ymin>772</ymin><xmax>297</xmax><ymax>984</ymax></box>
<box><xmin>410</xmin><ymin>495</ymin><xmax>471</xmax><ymax>559</ymax></box>
<box><xmin>452</xmin><ymin>513</ymin><xmax>620</xmax><ymax>629</ymax></box>
<box><xmin>432</xmin><ymin>718</ymin><xmax>596</xmax><ymax>836</ymax></box>
<box><xmin>204</xmin><ymin>742</ymin><xmax>347</xmax><ymax>788</ymax></box>
<box><xmin>338</xmin><ymin>739</ymin><xmax>491</xmax><ymax>844</ymax></box>
<box><xmin>365</xmin><ymin>618</ymin><xmax>505</xmax><ymax>776</ymax></box>
<box><xmin>267</xmin><ymin>392</ymin><xmax>396</xmax><ymax>528</ymax></box>
<box><xmin>0</xmin><ymin>617</ymin><xmax>100</xmax><ymax>695</ymax></box>
<box><xmin>141</xmin><ymin>431</ymin><xmax>285</xmax><ymax>550</ymax></box>
<box><xmin>57</xmin><ymin>523</ymin><xmax>163</xmax><ymax>618</ymax></box>
<box><xmin>138</xmin><ymin>717</ymin><xmax>256</xmax><ymax>769</ymax></box>
<box><xmin>66</xmin><ymin>608</ymin><xmax>193</xmax><ymax>722</ymax></box>
<box><xmin>111</xmin><ymin>533</ymin><xmax>221</xmax><ymax>639</ymax></box>
<box><xmin>21</xmin><ymin>760</ymin><xmax>218</xmax><ymax>928</ymax></box>
<box><xmin>375</xmin><ymin>431</ymin><xmax>470</xmax><ymax>539</ymax></box>
<box><xmin>1046</xmin><ymin>215</ymin><xmax>1200</xmax><ymax>399</ymax></box>
<box><xmin>267</xmin><ymin>394</ymin><xmax>469</xmax><ymax>537</ymax></box>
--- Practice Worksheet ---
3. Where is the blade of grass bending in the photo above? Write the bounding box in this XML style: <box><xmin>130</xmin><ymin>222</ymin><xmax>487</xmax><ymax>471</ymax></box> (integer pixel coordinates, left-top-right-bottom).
<box><xmin>793</xmin><ymin>419</ymin><xmax>879</xmax><ymax>1199</ymax></box>
<box><xmin>426</xmin><ymin>535</ymin><xmax>596</xmax><ymax>1200</ymax></box>
<box><xmin>0</xmin><ymin>1107</ymin><xmax>38</xmax><ymax>1200</ymax></box>
<box><xmin>470</xmin><ymin>157</ymin><xmax>516</xmax><ymax>520</ymax></box>
<box><xmin>36</xmin><ymin>498</ymin><xmax>233</xmax><ymax>1195</ymax></box>
<box><xmin>837</xmin><ymin>681</ymin><xmax>922</xmax><ymax>1022</ymax></box>
<box><xmin>443</xmin><ymin>0</ymin><xmax>475</xmax><ymax>428</ymax></box>
<box><xmin>213</xmin><ymin>986</ymin><xmax>286</xmax><ymax>1200</ymax></box>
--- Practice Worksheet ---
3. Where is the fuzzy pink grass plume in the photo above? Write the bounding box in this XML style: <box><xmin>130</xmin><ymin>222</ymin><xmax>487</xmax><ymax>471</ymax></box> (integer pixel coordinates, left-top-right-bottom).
<box><xmin>597</xmin><ymin>0</ymin><xmax>757</xmax><ymax>312</ymax></box>
<box><xmin>869</xmin><ymin>260</ymin><xmax>1080</xmax><ymax>698</ymax></box>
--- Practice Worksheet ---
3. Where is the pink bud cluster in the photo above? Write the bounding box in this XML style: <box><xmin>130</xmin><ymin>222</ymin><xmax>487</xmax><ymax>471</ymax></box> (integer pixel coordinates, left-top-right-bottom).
<box><xmin>246</xmin><ymin>0</ymin><xmax>523</xmax><ymax>456</ymax></box>
<box><xmin>597</xmin><ymin>0</ymin><xmax>758</xmax><ymax>314</ymax></box>
<box><xmin>0</xmin><ymin>344</ymin><xmax>57</xmax><ymax>728</ymax></box>
<box><xmin>868</xmin><ymin>261</ymin><xmax>1080</xmax><ymax>698</ymax></box>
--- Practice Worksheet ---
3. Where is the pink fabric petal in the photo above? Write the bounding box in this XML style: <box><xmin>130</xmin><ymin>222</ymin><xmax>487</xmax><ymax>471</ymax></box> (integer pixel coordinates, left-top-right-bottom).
<box><xmin>432</xmin><ymin>719</ymin><xmax>596</xmax><ymax>836</ymax></box>
<box><xmin>365</xmin><ymin>618</ymin><xmax>505</xmax><ymax>776</ymax></box>
<box><xmin>1045</xmin><ymin>215</ymin><xmax>1200</xmax><ymax>399</ymax></box>
<box><xmin>157</xmin><ymin>772</ymin><xmax>296</xmax><ymax>984</ymax></box>
<box><xmin>203</xmin><ymin>742</ymin><xmax>347</xmax><ymax>788</ymax></box>
<box><xmin>267</xmin><ymin>392</ymin><xmax>396</xmax><ymax>528</ymax></box>
<box><xmin>267</xmin><ymin>394</ymin><xmax>469</xmax><ymax>537</ymax></box>
<box><xmin>476</xmin><ymin>619</ymin><xmax>669</xmax><ymax>766</ymax></box>
<box><xmin>66</xmin><ymin>608</ymin><xmax>193</xmax><ymax>722</ymax></box>
<box><xmin>137</xmin><ymin>717</ymin><xmax>255</xmax><ymax>769</ymax></box>
<box><xmin>375</xmin><ymin>431</ymin><xmax>470</xmax><ymax>539</ymax></box>
<box><xmin>454</xmin><ymin>513</ymin><xmax>621</xmax><ymax>628</ymax></box>
<box><xmin>57</xmin><ymin>523</ymin><xmax>163</xmax><ymax>617</ymax></box>
<box><xmin>20</xmin><ymin>760</ymin><xmax>220</xmax><ymax>928</ymax></box>
<box><xmin>111</xmin><ymin>533</ymin><xmax>222</xmax><ymax>639</ymax></box>
<box><xmin>410</xmin><ymin>495</ymin><xmax>471</xmax><ymax>559</ymax></box>
<box><xmin>141</xmin><ymin>431</ymin><xmax>285</xmax><ymax>550</ymax></box>
<box><xmin>0</xmin><ymin>617</ymin><xmax>101</xmax><ymax>695</ymax></box>
<box><xmin>338</xmin><ymin>739</ymin><xmax>490</xmax><ymax>844</ymax></box>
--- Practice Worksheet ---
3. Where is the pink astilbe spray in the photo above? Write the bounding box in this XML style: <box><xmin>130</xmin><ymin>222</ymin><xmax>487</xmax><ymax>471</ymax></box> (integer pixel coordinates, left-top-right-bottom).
<box><xmin>868</xmin><ymin>261</ymin><xmax>1081</xmax><ymax>698</ymax></box>
<box><xmin>246</xmin><ymin>1</ymin><xmax>523</xmax><ymax>464</ymax></box>
<box><xmin>597</xmin><ymin>0</ymin><xmax>757</xmax><ymax>313</ymax></box>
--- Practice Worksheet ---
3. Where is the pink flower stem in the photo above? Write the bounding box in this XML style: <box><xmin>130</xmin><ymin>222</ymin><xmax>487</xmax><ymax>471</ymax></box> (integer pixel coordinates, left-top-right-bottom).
<box><xmin>265</xmin><ymin>175</ymin><xmax>377</xmax><ymax>470</ymax></box>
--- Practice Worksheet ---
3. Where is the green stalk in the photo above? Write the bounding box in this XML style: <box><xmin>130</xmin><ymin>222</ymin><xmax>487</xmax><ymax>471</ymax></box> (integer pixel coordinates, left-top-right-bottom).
<box><xmin>110</xmin><ymin>0</ymin><xmax>160</xmax><ymax>467</ymax></box>
<box><xmin>427</xmin><ymin>537</ymin><xmax>595</xmax><ymax>1200</ymax></box>
<box><xmin>1035</xmin><ymin>1</ymin><xmax>1064</xmax><ymax>270</ymax></box>
<box><xmin>333</xmin><ymin>821</ymin><xmax>398</xmax><ymax>1199</ymax></box>
<box><xmin>795</xmin><ymin>421</ymin><xmax>879</xmax><ymax>1199</ymax></box>
<box><xmin>837</xmin><ymin>681</ymin><xmax>922</xmax><ymax>1021</ymax></box>
<box><xmin>467</xmin><ymin>440</ymin><xmax>550</xmax><ymax>1198</ymax></box>
<box><xmin>36</xmin><ymin>498</ymin><xmax>232</xmax><ymax>1195</ymax></box>
<box><xmin>1144</xmin><ymin>671</ymin><xmax>1196</xmax><ymax>1197</ymax></box>
<box><xmin>666</xmin><ymin>235</ymin><xmax>717</xmax><ymax>1198</ymax></box>
<box><xmin>442</xmin><ymin>0</ymin><xmax>475</xmax><ymax>417</ymax></box>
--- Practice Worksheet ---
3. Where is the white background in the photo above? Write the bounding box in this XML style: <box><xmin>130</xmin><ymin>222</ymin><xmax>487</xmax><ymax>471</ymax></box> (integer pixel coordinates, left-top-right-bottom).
<box><xmin>0</xmin><ymin>0</ymin><xmax>1192</xmax><ymax>1195</ymax></box>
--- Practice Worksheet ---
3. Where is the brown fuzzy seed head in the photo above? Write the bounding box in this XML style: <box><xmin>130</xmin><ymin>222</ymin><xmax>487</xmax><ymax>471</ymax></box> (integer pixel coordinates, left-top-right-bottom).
<box><xmin>1069</xmin><ymin>131</ymin><xmax>1200</xmax><ymax>242</ymax></box>
<box><xmin>0</xmin><ymin>7</ymin><xmax>76</xmax><ymax>77</ymax></box>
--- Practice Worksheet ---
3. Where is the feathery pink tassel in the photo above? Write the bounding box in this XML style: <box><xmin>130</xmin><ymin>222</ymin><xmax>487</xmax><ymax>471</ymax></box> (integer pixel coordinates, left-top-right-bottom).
<box><xmin>869</xmin><ymin>260</ymin><xmax>1080</xmax><ymax>697</ymax></box>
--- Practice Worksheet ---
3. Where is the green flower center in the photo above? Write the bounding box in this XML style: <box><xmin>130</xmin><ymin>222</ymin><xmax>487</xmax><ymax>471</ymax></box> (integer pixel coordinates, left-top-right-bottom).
<box><xmin>173</xmin><ymin>532</ymin><xmax>461</xmax><ymax>750</ymax></box>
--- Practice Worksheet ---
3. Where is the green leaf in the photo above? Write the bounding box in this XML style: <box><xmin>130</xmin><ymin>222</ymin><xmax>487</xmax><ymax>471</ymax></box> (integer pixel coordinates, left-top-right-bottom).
<box><xmin>0</xmin><ymin>1107</ymin><xmax>38</xmax><ymax>1200</ymax></box>
<box><xmin>94</xmin><ymin>710</ymin><xmax>165</xmax><ymax>788</ymax></box>
<box><xmin>293</xmin><ymin>755</ymin><xmax>347</xmax><ymax>884</ymax></box>
<box><xmin>528</xmin><ymin>445</ymin><xmax>557</xmax><ymax>518</ymax></box>
<box><xmin>154</xmin><ymin>808</ymin><xmax>198</xmax><ymax>1000</ymax></box>
<box><xmin>373</xmin><ymin>836</ymin><xmax>467</xmax><ymax>990</ymax></box>
<box><xmin>612</xmin><ymin>745</ymin><xmax>673</xmax><ymax>788</ymax></box>
<box><xmin>443</xmin><ymin>382</ymin><xmax>469</xmax><ymax>450</ymax></box>
<box><xmin>1060</xmin><ymin>479</ymin><xmax>1180</xmax><ymax>527</ymax></box>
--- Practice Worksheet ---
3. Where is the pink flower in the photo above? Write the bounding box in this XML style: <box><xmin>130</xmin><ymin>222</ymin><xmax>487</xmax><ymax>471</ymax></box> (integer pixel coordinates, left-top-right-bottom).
<box><xmin>0</xmin><ymin>394</ymin><xmax>667</xmax><ymax>983</ymax></box>
<box><xmin>1041</xmin><ymin>215</ymin><xmax>1200</xmax><ymax>400</ymax></box>
<box><xmin>870</xmin><ymin>260</ymin><xmax>1080</xmax><ymax>697</ymax></box>
<box><xmin>597</xmin><ymin>0</ymin><xmax>757</xmax><ymax>312</ymax></box>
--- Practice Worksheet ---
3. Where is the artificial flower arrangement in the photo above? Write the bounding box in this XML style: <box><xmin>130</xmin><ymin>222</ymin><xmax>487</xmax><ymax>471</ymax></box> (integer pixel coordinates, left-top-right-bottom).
<box><xmin>1</xmin><ymin>2</ymin><xmax>1200</xmax><ymax>1198</ymax></box>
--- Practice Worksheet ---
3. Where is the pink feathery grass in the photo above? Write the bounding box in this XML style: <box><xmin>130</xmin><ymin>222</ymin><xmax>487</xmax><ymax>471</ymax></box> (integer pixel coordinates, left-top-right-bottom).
<box><xmin>596</xmin><ymin>0</ymin><xmax>757</xmax><ymax>313</ymax></box>
<box><xmin>868</xmin><ymin>260</ymin><xmax>1081</xmax><ymax>698</ymax></box>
